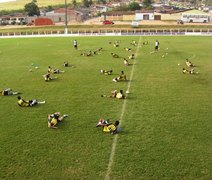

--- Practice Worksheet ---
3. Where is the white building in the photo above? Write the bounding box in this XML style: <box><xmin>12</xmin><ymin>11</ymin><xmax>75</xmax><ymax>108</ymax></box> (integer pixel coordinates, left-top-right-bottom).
<box><xmin>135</xmin><ymin>10</ymin><xmax>155</xmax><ymax>20</ymax></box>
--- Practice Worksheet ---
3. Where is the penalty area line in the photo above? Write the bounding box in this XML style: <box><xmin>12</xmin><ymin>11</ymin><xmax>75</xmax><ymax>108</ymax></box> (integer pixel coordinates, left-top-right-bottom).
<box><xmin>104</xmin><ymin>36</ymin><xmax>142</xmax><ymax>180</ymax></box>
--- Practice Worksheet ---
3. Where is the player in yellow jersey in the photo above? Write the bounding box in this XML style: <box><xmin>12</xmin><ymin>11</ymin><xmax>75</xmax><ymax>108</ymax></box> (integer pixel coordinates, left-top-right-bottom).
<box><xmin>185</xmin><ymin>59</ymin><xmax>195</xmax><ymax>67</ymax></box>
<box><xmin>101</xmin><ymin>89</ymin><xmax>125</xmax><ymax>99</ymax></box>
<box><xmin>48</xmin><ymin>112</ymin><xmax>68</xmax><ymax>128</ymax></box>
<box><xmin>124</xmin><ymin>58</ymin><xmax>131</xmax><ymax>66</ymax></box>
<box><xmin>128</xmin><ymin>54</ymin><xmax>135</xmax><ymax>60</ymax></box>
<box><xmin>48</xmin><ymin>66</ymin><xmax>65</xmax><ymax>74</ymax></box>
<box><xmin>100</xmin><ymin>69</ymin><xmax>113</xmax><ymax>75</ymax></box>
<box><xmin>17</xmin><ymin>96</ymin><xmax>45</xmax><ymax>107</ymax></box>
<box><xmin>111</xmin><ymin>53</ymin><xmax>119</xmax><ymax>58</ymax></box>
<box><xmin>43</xmin><ymin>73</ymin><xmax>57</xmax><ymax>81</ymax></box>
<box><xmin>96</xmin><ymin>119</ymin><xmax>120</xmax><ymax>135</ymax></box>
<box><xmin>113</xmin><ymin>71</ymin><xmax>127</xmax><ymax>82</ymax></box>
<box><xmin>116</xmin><ymin>90</ymin><xmax>125</xmax><ymax>99</ymax></box>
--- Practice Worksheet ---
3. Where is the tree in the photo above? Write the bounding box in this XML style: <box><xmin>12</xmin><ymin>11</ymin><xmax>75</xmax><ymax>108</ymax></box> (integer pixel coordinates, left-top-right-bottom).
<box><xmin>24</xmin><ymin>0</ymin><xmax>40</xmax><ymax>16</ymax></box>
<box><xmin>46</xmin><ymin>5</ymin><xmax>53</xmax><ymax>12</ymax></box>
<box><xmin>72</xmin><ymin>0</ymin><xmax>77</xmax><ymax>8</ymax></box>
<box><xmin>82</xmin><ymin>0</ymin><xmax>93</xmax><ymax>7</ymax></box>
<box><xmin>97</xmin><ymin>0</ymin><xmax>107</xmax><ymax>4</ymax></box>
<box><xmin>113</xmin><ymin>5</ymin><xmax>129</xmax><ymax>11</ymax></box>
<box><xmin>128</xmin><ymin>1</ymin><xmax>141</xmax><ymax>11</ymax></box>
<box><xmin>142</xmin><ymin>0</ymin><xmax>153</xmax><ymax>8</ymax></box>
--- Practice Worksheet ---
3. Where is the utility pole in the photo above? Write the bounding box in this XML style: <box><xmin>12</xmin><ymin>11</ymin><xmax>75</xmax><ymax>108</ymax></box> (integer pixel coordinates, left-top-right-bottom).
<box><xmin>65</xmin><ymin>0</ymin><xmax>68</xmax><ymax>34</ymax></box>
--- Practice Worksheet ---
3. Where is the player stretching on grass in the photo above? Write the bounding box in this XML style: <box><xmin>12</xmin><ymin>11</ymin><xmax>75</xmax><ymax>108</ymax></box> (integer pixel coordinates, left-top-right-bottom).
<box><xmin>96</xmin><ymin>119</ymin><xmax>120</xmax><ymax>135</ymax></box>
<box><xmin>17</xmin><ymin>96</ymin><xmax>45</xmax><ymax>107</ymax></box>
<box><xmin>186</xmin><ymin>59</ymin><xmax>195</xmax><ymax>67</ymax></box>
<box><xmin>48</xmin><ymin>112</ymin><xmax>68</xmax><ymax>128</ymax></box>
<box><xmin>100</xmin><ymin>69</ymin><xmax>113</xmax><ymax>75</ymax></box>
<box><xmin>101</xmin><ymin>90</ymin><xmax>125</xmax><ymax>99</ymax></box>
<box><xmin>182</xmin><ymin>68</ymin><xmax>198</xmax><ymax>75</ymax></box>
<box><xmin>124</xmin><ymin>58</ymin><xmax>131</xmax><ymax>66</ymax></box>
<box><xmin>43</xmin><ymin>73</ymin><xmax>58</xmax><ymax>82</ymax></box>
<box><xmin>112</xmin><ymin>71</ymin><xmax>127</xmax><ymax>82</ymax></box>
<box><xmin>48</xmin><ymin>66</ymin><xmax>65</xmax><ymax>74</ymax></box>
<box><xmin>0</xmin><ymin>88</ymin><xmax>20</xmax><ymax>96</ymax></box>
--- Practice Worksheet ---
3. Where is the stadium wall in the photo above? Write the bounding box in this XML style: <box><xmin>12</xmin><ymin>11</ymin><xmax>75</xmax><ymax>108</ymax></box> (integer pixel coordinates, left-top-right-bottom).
<box><xmin>0</xmin><ymin>28</ymin><xmax>212</xmax><ymax>38</ymax></box>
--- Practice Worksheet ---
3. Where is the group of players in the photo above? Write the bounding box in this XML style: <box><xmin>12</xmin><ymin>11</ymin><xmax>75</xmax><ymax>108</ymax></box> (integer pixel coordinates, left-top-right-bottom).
<box><xmin>0</xmin><ymin>88</ymin><xmax>45</xmax><ymax>107</ymax></box>
<box><xmin>1</xmin><ymin>38</ymin><xmax>154</xmax><ymax>132</ymax></box>
<box><xmin>96</xmin><ymin>40</ymin><xmax>139</xmax><ymax>134</ymax></box>
<box><xmin>1</xmin><ymin>61</ymin><xmax>71</xmax><ymax>128</ymax></box>
<box><xmin>182</xmin><ymin>59</ymin><xmax>198</xmax><ymax>75</ymax></box>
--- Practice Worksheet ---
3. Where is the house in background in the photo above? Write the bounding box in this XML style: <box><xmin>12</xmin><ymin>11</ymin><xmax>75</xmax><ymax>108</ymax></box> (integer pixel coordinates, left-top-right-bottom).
<box><xmin>135</xmin><ymin>10</ymin><xmax>155</xmax><ymax>20</ymax></box>
<box><xmin>91</xmin><ymin>4</ymin><xmax>113</xmax><ymax>13</ymax></box>
<box><xmin>100</xmin><ymin>10</ymin><xmax>157</xmax><ymax>22</ymax></box>
<box><xmin>27</xmin><ymin>8</ymin><xmax>89</xmax><ymax>25</ymax></box>
<box><xmin>100</xmin><ymin>11</ymin><xmax>135</xmax><ymax>21</ymax></box>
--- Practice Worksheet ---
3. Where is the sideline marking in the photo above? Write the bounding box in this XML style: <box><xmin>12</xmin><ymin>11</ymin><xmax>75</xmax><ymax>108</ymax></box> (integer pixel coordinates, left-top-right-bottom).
<box><xmin>104</xmin><ymin>36</ymin><xmax>142</xmax><ymax>180</ymax></box>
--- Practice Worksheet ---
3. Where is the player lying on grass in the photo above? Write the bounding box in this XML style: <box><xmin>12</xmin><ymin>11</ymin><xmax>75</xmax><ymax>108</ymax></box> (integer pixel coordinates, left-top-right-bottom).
<box><xmin>124</xmin><ymin>47</ymin><xmax>131</xmax><ymax>51</ymax></box>
<box><xmin>112</xmin><ymin>71</ymin><xmax>127</xmax><ymax>82</ymax></box>
<box><xmin>63</xmin><ymin>61</ymin><xmax>75</xmax><ymax>68</ymax></box>
<box><xmin>186</xmin><ymin>59</ymin><xmax>195</xmax><ymax>67</ymax></box>
<box><xmin>80</xmin><ymin>51</ymin><xmax>93</xmax><ymax>57</ymax></box>
<box><xmin>96</xmin><ymin>48</ymin><xmax>103</xmax><ymax>52</ymax></box>
<box><xmin>48</xmin><ymin>66</ymin><xmax>65</xmax><ymax>74</ymax></box>
<box><xmin>113</xmin><ymin>41</ymin><xmax>120</xmax><ymax>47</ymax></box>
<box><xmin>96</xmin><ymin>119</ymin><xmax>120</xmax><ymax>135</ymax></box>
<box><xmin>81</xmin><ymin>48</ymin><xmax>102</xmax><ymax>56</ymax></box>
<box><xmin>100</xmin><ymin>69</ymin><xmax>113</xmax><ymax>75</ymax></box>
<box><xmin>17</xmin><ymin>96</ymin><xmax>45</xmax><ymax>107</ymax></box>
<box><xmin>48</xmin><ymin>112</ymin><xmax>68</xmax><ymax>129</ymax></box>
<box><xmin>101</xmin><ymin>90</ymin><xmax>125</xmax><ymax>99</ymax></box>
<box><xmin>182</xmin><ymin>68</ymin><xmax>198</xmax><ymax>74</ymax></box>
<box><xmin>43</xmin><ymin>73</ymin><xmax>58</xmax><ymax>82</ymax></box>
<box><xmin>101</xmin><ymin>90</ymin><xmax>117</xmax><ymax>98</ymax></box>
<box><xmin>128</xmin><ymin>54</ymin><xmax>135</xmax><ymax>60</ymax></box>
<box><xmin>130</xmin><ymin>40</ymin><xmax>137</xmax><ymax>46</ymax></box>
<box><xmin>0</xmin><ymin>88</ymin><xmax>20</xmax><ymax>96</ymax></box>
<box><xmin>111</xmin><ymin>53</ymin><xmax>119</xmax><ymax>58</ymax></box>
<box><xmin>143</xmin><ymin>41</ymin><xmax>148</xmax><ymax>45</ymax></box>
<box><xmin>109</xmin><ymin>40</ymin><xmax>120</xmax><ymax>47</ymax></box>
<box><xmin>124</xmin><ymin>58</ymin><xmax>131</xmax><ymax>66</ymax></box>
<box><xmin>64</xmin><ymin>61</ymin><xmax>69</xmax><ymax>67</ymax></box>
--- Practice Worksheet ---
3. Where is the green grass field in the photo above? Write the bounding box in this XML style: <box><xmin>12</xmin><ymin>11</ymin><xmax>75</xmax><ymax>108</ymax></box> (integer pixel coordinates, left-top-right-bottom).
<box><xmin>0</xmin><ymin>36</ymin><xmax>212</xmax><ymax>179</ymax></box>
<box><xmin>0</xmin><ymin>0</ymin><xmax>71</xmax><ymax>10</ymax></box>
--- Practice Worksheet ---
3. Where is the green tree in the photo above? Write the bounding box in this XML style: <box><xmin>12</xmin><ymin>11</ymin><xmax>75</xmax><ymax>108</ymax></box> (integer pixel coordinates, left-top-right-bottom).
<box><xmin>113</xmin><ymin>5</ymin><xmax>129</xmax><ymax>11</ymax></box>
<box><xmin>97</xmin><ymin>0</ymin><xmax>107</xmax><ymax>4</ymax></box>
<box><xmin>24</xmin><ymin>0</ymin><xmax>40</xmax><ymax>16</ymax></box>
<box><xmin>46</xmin><ymin>5</ymin><xmax>53</xmax><ymax>12</ymax></box>
<box><xmin>142</xmin><ymin>0</ymin><xmax>153</xmax><ymax>8</ymax></box>
<box><xmin>82</xmin><ymin>0</ymin><xmax>93</xmax><ymax>7</ymax></box>
<box><xmin>128</xmin><ymin>1</ymin><xmax>141</xmax><ymax>11</ymax></box>
<box><xmin>72</xmin><ymin>0</ymin><xmax>77</xmax><ymax>8</ymax></box>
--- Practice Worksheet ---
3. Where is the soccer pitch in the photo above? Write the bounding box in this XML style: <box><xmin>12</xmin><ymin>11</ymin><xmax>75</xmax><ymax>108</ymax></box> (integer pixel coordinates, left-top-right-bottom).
<box><xmin>0</xmin><ymin>36</ymin><xmax>212</xmax><ymax>179</ymax></box>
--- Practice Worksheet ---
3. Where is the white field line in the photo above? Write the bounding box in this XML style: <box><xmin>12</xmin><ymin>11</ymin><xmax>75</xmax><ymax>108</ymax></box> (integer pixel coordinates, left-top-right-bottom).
<box><xmin>104</xmin><ymin>36</ymin><xmax>142</xmax><ymax>180</ymax></box>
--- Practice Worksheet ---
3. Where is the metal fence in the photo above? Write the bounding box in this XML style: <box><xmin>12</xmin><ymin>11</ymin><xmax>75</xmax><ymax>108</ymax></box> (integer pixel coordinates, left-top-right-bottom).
<box><xmin>0</xmin><ymin>28</ymin><xmax>212</xmax><ymax>38</ymax></box>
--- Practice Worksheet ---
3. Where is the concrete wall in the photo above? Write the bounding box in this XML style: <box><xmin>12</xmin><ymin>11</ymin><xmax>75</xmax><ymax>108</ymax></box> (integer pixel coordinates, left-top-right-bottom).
<box><xmin>155</xmin><ymin>12</ymin><xmax>181</xmax><ymax>21</ymax></box>
<box><xmin>123</xmin><ymin>14</ymin><xmax>135</xmax><ymax>21</ymax></box>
